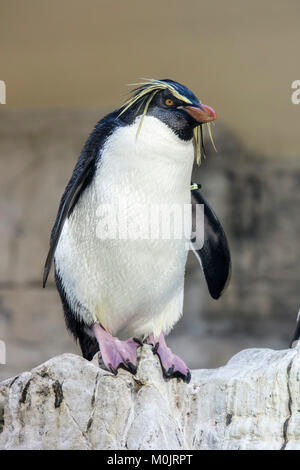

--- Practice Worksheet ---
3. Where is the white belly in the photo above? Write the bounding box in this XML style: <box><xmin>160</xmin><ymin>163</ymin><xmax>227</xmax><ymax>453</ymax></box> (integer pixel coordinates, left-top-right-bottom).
<box><xmin>55</xmin><ymin>116</ymin><xmax>194</xmax><ymax>339</ymax></box>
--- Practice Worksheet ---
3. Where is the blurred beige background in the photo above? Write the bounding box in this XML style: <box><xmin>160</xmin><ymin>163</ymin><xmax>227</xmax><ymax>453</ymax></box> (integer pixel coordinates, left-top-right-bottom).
<box><xmin>0</xmin><ymin>0</ymin><xmax>300</xmax><ymax>380</ymax></box>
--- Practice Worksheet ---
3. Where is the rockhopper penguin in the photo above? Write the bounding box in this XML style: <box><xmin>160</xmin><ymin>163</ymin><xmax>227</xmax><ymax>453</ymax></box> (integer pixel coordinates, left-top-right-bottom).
<box><xmin>43</xmin><ymin>79</ymin><xmax>231</xmax><ymax>383</ymax></box>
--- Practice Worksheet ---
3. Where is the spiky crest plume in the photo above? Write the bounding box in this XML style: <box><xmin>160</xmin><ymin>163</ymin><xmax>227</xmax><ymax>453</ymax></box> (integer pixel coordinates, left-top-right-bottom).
<box><xmin>118</xmin><ymin>78</ymin><xmax>216</xmax><ymax>165</ymax></box>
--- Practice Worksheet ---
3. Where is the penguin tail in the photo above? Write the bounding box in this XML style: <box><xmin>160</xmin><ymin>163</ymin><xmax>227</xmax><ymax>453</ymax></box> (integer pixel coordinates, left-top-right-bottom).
<box><xmin>78</xmin><ymin>334</ymin><xmax>99</xmax><ymax>361</ymax></box>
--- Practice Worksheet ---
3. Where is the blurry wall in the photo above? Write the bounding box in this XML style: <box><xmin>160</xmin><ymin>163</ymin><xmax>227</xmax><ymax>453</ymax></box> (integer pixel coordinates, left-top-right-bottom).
<box><xmin>0</xmin><ymin>0</ymin><xmax>300</xmax><ymax>380</ymax></box>
<box><xmin>1</xmin><ymin>0</ymin><xmax>300</xmax><ymax>157</ymax></box>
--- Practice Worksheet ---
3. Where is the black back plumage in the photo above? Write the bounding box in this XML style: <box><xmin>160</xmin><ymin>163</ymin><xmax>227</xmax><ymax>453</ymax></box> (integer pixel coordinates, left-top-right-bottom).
<box><xmin>43</xmin><ymin>111</ymin><xmax>122</xmax><ymax>287</ymax></box>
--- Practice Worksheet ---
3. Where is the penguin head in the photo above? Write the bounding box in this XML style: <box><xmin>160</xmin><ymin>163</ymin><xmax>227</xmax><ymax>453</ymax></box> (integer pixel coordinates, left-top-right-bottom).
<box><xmin>118</xmin><ymin>79</ymin><xmax>217</xmax><ymax>163</ymax></box>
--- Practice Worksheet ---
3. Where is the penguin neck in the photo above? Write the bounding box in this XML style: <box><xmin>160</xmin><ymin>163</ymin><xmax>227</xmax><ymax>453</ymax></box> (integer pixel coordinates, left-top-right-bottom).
<box><xmin>99</xmin><ymin>115</ymin><xmax>195</xmax><ymax>194</ymax></box>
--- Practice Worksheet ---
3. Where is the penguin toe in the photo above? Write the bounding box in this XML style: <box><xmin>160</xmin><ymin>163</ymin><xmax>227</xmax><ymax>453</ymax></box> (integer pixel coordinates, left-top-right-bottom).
<box><xmin>162</xmin><ymin>365</ymin><xmax>191</xmax><ymax>383</ymax></box>
<box><xmin>96</xmin><ymin>334</ymin><xmax>140</xmax><ymax>376</ymax></box>
<box><xmin>125</xmin><ymin>360</ymin><xmax>137</xmax><ymax>375</ymax></box>
<box><xmin>146</xmin><ymin>334</ymin><xmax>191</xmax><ymax>384</ymax></box>
<box><xmin>108</xmin><ymin>363</ymin><xmax>118</xmax><ymax>375</ymax></box>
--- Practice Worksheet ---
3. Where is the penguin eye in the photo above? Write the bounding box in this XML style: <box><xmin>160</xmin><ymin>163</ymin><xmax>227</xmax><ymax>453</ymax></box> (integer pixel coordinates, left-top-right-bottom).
<box><xmin>165</xmin><ymin>98</ymin><xmax>174</xmax><ymax>106</ymax></box>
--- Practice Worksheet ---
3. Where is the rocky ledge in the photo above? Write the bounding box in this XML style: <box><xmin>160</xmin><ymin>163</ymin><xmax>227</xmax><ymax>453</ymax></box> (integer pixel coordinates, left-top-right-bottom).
<box><xmin>0</xmin><ymin>344</ymin><xmax>299</xmax><ymax>450</ymax></box>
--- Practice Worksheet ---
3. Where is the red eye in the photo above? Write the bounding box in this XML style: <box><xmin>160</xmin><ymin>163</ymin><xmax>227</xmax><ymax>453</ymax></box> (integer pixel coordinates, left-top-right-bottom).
<box><xmin>165</xmin><ymin>98</ymin><xmax>174</xmax><ymax>106</ymax></box>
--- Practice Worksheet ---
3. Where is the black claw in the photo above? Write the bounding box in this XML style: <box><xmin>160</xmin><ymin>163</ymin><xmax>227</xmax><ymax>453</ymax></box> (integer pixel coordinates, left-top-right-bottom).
<box><xmin>184</xmin><ymin>370</ymin><xmax>191</xmax><ymax>384</ymax></box>
<box><xmin>133</xmin><ymin>337</ymin><xmax>143</xmax><ymax>346</ymax></box>
<box><xmin>160</xmin><ymin>365</ymin><xmax>174</xmax><ymax>379</ymax></box>
<box><xmin>167</xmin><ymin>365</ymin><xmax>175</xmax><ymax>376</ymax></box>
<box><xmin>108</xmin><ymin>363</ymin><xmax>117</xmax><ymax>375</ymax></box>
<box><xmin>97</xmin><ymin>352</ymin><xmax>102</xmax><ymax>367</ymax></box>
<box><xmin>161</xmin><ymin>366</ymin><xmax>191</xmax><ymax>384</ymax></box>
<box><xmin>173</xmin><ymin>369</ymin><xmax>191</xmax><ymax>384</ymax></box>
<box><xmin>126</xmin><ymin>360</ymin><xmax>137</xmax><ymax>375</ymax></box>
<box><xmin>117</xmin><ymin>360</ymin><xmax>137</xmax><ymax>375</ymax></box>
<box><xmin>152</xmin><ymin>342</ymin><xmax>159</xmax><ymax>354</ymax></box>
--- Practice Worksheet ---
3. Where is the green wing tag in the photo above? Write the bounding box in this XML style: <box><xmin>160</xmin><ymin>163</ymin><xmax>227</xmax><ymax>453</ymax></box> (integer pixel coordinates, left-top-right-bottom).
<box><xmin>190</xmin><ymin>183</ymin><xmax>201</xmax><ymax>191</ymax></box>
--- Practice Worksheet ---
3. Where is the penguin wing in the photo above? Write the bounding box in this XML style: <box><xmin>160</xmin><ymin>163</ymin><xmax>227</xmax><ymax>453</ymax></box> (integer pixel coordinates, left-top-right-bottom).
<box><xmin>191</xmin><ymin>187</ymin><xmax>231</xmax><ymax>299</ymax></box>
<box><xmin>43</xmin><ymin>114</ymin><xmax>119</xmax><ymax>287</ymax></box>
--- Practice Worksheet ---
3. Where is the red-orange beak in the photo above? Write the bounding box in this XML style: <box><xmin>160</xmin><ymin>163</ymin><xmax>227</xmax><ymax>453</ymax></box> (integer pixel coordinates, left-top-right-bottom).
<box><xmin>183</xmin><ymin>104</ymin><xmax>217</xmax><ymax>123</ymax></box>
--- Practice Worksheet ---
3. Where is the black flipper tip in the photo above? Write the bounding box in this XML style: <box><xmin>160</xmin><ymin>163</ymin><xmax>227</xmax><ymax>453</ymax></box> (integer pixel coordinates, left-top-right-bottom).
<box><xmin>42</xmin><ymin>255</ymin><xmax>52</xmax><ymax>288</ymax></box>
<box><xmin>42</xmin><ymin>274</ymin><xmax>48</xmax><ymax>289</ymax></box>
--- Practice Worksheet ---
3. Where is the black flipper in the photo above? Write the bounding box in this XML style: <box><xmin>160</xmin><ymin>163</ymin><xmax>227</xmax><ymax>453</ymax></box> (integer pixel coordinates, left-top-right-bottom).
<box><xmin>290</xmin><ymin>310</ymin><xmax>300</xmax><ymax>348</ymax></box>
<box><xmin>43</xmin><ymin>112</ymin><xmax>121</xmax><ymax>287</ymax></box>
<box><xmin>191</xmin><ymin>186</ymin><xmax>231</xmax><ymax>299</ymax></box>
<box><xmin>43</xmin><ymin>160</ymin><xmax>95</xmax><ymax>287</ymax></box>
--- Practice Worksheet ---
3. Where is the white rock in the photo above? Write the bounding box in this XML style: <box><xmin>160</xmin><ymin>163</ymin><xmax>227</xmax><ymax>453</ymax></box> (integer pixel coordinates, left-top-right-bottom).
<box><xmin>0</xmin><ymin>345</ymin><xmax>299</xmax><ymax>450</ymax></box>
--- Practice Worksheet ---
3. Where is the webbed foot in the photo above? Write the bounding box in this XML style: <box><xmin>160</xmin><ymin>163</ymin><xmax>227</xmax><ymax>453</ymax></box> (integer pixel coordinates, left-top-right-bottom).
<box><xmin>146</xmin><ymin>333</ymin><xmax>191</xmax><ymax>383</ymax></box>
<box><xmin>93</xmin><ymin>324</ymin><xmax>140</xmax><ymax>375</ymax></box>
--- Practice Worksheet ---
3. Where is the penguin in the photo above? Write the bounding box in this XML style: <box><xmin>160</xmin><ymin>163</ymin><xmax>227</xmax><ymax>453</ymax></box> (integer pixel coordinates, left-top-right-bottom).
<box><xmin>43</xmin><ymin>79</ymin><xmax>231</xmax><ymax>383</ymax></box>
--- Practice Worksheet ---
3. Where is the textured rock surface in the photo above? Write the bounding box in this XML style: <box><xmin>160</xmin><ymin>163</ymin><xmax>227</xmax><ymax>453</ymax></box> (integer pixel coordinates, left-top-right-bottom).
<box><xmin>1</xmin><ymin>344</ymin><xmax>299</xmax><ymax>450</ymax></box>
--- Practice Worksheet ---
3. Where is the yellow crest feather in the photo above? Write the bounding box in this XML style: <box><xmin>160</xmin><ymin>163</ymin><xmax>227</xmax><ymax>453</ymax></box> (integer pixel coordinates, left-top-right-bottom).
<box><xmin>118</xmin><ymin>78</ymin><xmax>216</xmax><ymax>165</ymax></box>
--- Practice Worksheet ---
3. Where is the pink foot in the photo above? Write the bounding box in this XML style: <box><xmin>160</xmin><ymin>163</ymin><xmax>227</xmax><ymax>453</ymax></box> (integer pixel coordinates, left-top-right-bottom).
<box><xmin>93</xmin><ymin>324</ymin><xmax>139</xmax><ymax>375</ymax></box>
<box><xmin>146</xmin><ymin>333</ymin><xmax>191</xmax><ymax>383</ymax></box>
